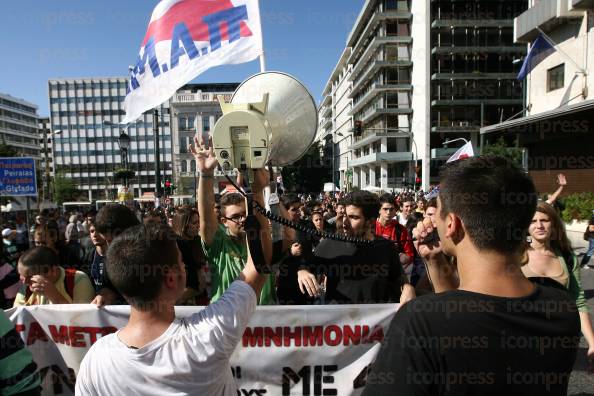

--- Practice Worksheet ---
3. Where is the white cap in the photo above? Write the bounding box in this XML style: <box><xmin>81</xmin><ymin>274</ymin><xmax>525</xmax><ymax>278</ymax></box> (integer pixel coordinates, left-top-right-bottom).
<box><xmin>2</xmin><ymin>228</ymin><xmax>13</xmax><ymax>238</ymax></box>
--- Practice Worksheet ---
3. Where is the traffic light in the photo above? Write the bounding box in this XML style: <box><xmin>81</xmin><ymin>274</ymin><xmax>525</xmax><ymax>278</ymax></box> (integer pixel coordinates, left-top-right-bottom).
<box><xmin>354</xmin><ymin>120</ymin><xmax>363</xmax><ymax>136</ymax></box>
<box><xmin>164</xmin><ymin>179</ymin><xmax>172</xmax><ymax>196</ymax></box>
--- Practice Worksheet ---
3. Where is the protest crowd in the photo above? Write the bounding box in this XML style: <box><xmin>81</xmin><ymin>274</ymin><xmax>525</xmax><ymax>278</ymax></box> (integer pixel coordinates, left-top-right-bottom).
<box><xmin>1</xmin><ymin>139</ymin><xmax>594</xmax><ymax>394</ymax></box>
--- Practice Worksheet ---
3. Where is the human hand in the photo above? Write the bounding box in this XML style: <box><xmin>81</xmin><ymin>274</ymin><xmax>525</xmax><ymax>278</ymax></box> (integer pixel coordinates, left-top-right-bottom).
<box><xmin>252</xmin><ymin>168</ymin><xmax>270</xmax><ymax>192</ymax></box>
<box><xmin>291</xmin><ymin>243</ymin><xmax>302</xmax><ymax>257</ymax></box>
<box><xmin>29</xmin><ymin>275</ymin><xmax>56</xmax><ymax>297</ymax></box>
<box><xmin>413</xmin><ymin>217</ymin><xmax>443</xmax><ymax>261</ymax></box>
<box><xmin>91</xmin><ymin>288</ymin><xmax>117</xmax><ymax>307</ymax></box>
<box><xmin>399</xmin><ymin>253</ymin><xmax>411</xmax><ymax>266</ymax></box>
<box><xmin>297</xmin><ymin>270</ymin><xmax>321</xmax><ymax>297</ymax></box>
<box><xmin>189</xmin><ymin>135</ymin><xmax>219</xmax><ymax>173</ymax></box>
<box><xmin>557</xmin><ymin>173</ymin><xmax>567</xmax><ymax>186</ymax></box>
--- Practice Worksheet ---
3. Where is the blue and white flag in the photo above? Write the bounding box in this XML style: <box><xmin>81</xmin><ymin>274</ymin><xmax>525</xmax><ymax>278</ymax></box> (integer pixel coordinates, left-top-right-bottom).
<box><xmin>123</xmin><ymin>0</ymin><xmax>263</xmax><ymax>124</ymax></box>
<box><xmin>517</xmin><ymin>35</ymin><xmax>555</xmax><ymax>81</ymax></box>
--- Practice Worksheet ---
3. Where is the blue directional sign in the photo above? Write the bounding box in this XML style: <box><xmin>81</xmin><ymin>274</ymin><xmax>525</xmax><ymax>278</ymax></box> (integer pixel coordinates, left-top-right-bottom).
<box><xmin>0</xmin><ymin>157</ymin><xmax>37</xmax><ymax>196</ymax></box>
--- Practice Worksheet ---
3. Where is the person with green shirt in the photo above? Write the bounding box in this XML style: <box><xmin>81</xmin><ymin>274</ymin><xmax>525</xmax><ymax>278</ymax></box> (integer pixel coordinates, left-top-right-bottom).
<box><xmin>191</xmin><ymin>136</ymin><xmax>276</xmax><ymax>304</ymax></box>
<box><xmin>0</xmin><ymin>310</ymin><xmax>41</xmax><ymax>395</ymax></box>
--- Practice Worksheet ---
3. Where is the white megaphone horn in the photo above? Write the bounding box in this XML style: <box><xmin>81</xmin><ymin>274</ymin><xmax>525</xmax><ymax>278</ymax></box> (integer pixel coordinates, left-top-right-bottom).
<box><xmin>211</xmin><ymin>72</ymin><xmax>318</xmax><ymax>171</ymax></box>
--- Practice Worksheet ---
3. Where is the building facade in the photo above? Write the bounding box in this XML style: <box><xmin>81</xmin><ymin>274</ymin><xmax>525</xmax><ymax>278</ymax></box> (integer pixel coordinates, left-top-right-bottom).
<box><xmin>317</xmin><ymin>48</ymin><xmax>353</xmax><ymax>191</ymax></box>
<box><xmin>482</xmin><ymin>0</ymin><xmax>594</xmax><ymax>194</ymax></box>
<box><xmin>48</xmin><ymin>77</ymin><xmax>173</xmax><ymax>201</ymax></box>
<box><xmin>0</xmin><ymin>93</ymin><xmax>41</xmax><ymax>158</ymax></box>
<box><xmin>319</xmin><ymin>0</ymin><xmax>527</xmax><ymax>191</ymax></box>
<box><xmin>170</xmin><ymin>83</ymin><xmax>239</xmax><ymax>194</ymax></box>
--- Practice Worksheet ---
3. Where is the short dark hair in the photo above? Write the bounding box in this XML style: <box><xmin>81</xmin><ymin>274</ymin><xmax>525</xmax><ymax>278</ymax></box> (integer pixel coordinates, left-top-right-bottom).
<box><xmin>439</xmin><ymin>155</ymin><xmax>537</xmax><ymax>254</ymax></box>
<box><xmin>281</xmin><ymin>193</ymin><xmax>301</xmax><ymax>209</ymax></box>
<box><xmin>106</xmin><ymin>223</ymin><xmax>180</xmax><ymax>310</ymax></box>
<box><xmin>95</xmin><ymin>204</ymin><xmax>140</xmax><ymax>238</ymax></box>
<box><xmin>426</xmin><ymin>198</ymin><xmax>437</xmax><ymax>209</ymax></box>
<box><xmin>343</xmin><ymin>191</ymin><xmax>380</xmax><ymax>221</ymax></box>
<box><xmin>379</xmin><ymin>194</ymin><xmax>395</xmax><ymax>206</ymax></box>
<box><xmin>220</xmin><ymin>193</ymin><xmax>245</xmax><ymax>215</ymax></box>
<box><xmin>18</xmin><ymin>247</ymin><xmax>59</xmax><ymax>274</ymax></box>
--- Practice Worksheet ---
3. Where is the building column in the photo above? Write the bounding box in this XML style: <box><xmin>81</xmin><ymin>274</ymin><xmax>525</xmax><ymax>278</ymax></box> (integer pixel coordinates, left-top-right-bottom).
<box><xmin>88</xmin><ymin>189</ymin><xmax>93</xmax><ymax>201</ymax></box>
<box><xmin>381</xmin><ymin>162</ymin><xmax>388</xmax><ymax>190</ymax></box>
<box><xmin>381</xmin><ymin>137</ymin><xmax>388</xmax><ymax>152</ymax></box>
<box><xmin>353</xmin><ymin>166</ymin><xmax>360</xmax><ymax>189</ymax></box>
<box><xmin>369</xmin><ymin>166</ymin><xmax>376</xmax><ymax>187</ymax></box>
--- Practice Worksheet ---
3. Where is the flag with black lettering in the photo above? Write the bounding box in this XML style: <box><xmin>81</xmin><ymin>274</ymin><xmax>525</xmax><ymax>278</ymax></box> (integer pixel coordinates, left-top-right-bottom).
<box><xmin>123</xmin><ymin>0</ymin><xmax>263</xmax><ymax>123</ymax></box>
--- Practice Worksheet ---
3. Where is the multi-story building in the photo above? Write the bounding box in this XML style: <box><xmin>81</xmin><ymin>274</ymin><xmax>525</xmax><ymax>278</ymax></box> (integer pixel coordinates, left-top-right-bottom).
<box><xmin>429</xmin><ymin>0</ymin><xmax>527</xmax><ymax>170</ymax></box>
<box><xmin>320</xmin><ymin>0</ymin><xmax>527</xmax><ymax>191</ymax></box>
<box><xmin>170</xmin><ymin>83</ymin><xmax>239</xmax><ymax>194</ymax></box>
<box><xmin>48</xmin><ymin>77</ymin><xmax>173</xmax><ymax>201</ymax></box>
<box><xmin>482</xmin><ymin>0</ymin><xmax>594</xmax><ymax>194</ymax></box>
<box><xmin>0</xmin><ymin>93</ymin><xmax>41</xmax><ymax>158</ymax></box>
<box><xmin>317</xmin><ymin>48</ymin><xmax>353</xmax><ymax>191</ymax></box>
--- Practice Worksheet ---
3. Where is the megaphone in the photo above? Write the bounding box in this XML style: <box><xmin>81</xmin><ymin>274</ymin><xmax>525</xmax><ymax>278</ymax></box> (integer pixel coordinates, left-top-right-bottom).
<box><xmin>212</xmin><ymin>72</ymin><xmax>318</xmax><ymax>171</ymax></box>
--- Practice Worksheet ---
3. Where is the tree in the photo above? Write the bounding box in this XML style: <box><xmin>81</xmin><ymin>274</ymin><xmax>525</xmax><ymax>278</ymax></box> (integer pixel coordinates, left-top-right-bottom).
<box><xmin>0</xmin><ymin>143</ymin><xmax>17</xmax><ymax>157</ymax></box>
<box><xmin>482</xmin><ymin>137</ymin><xmax>524</xmax><ymax>167</ymax></box>
<box><xmin>53</xmin><ymin>173</ymin><xmax>80</xmax><ymax>204</ymax></box>
<box><xmin>281</xmin><ymin>142</ymin><xmax>332</xmax><ymax>193</ymax></box>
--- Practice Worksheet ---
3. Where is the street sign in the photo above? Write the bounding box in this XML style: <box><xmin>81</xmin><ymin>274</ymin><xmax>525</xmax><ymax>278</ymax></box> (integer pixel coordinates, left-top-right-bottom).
<box><xmin>0</xmin><ymin>157</ymin><xmax>37</xmax><ymax>197</ymax></box>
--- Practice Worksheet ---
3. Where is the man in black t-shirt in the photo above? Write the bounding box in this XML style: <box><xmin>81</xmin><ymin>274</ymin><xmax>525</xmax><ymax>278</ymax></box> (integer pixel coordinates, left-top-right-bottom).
<box><xmin>362</xmin><ymin>156</ymin><xmax>580</xmax><ymax>395</ymax></box>
<box><xmin>297</xmin><ymin>191</ymin><xmax>416</xmax><ymax>304</ymax></box>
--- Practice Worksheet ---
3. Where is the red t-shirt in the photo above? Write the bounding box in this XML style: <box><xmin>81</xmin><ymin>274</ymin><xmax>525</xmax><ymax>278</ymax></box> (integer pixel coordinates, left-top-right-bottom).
<box><xmin>375</xmin><ymin>220</ymin><xmax>415</xmax><ymax>259</ymax></box>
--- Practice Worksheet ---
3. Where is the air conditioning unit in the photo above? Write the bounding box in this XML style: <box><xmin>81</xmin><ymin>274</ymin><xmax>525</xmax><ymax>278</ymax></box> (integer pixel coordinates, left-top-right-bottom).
<box><xmin>459</xmin><ymin>121</ymin><xmax>470</xmax><ymax>127</ymax></box>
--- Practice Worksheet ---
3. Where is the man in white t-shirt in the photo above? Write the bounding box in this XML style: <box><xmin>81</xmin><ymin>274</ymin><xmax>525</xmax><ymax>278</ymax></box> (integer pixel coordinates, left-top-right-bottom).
<box><xmin>76</xmin><ymin>218</ymin><xmax>270</xmax><ymax>395</ymax></box>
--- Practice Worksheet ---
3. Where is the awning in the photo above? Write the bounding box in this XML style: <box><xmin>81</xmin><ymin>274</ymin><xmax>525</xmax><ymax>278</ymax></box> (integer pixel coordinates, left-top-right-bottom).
<box><xmin>480</xmin><ymin>99</ymin><xmax>594</xmax><ymax>135</ymax></box>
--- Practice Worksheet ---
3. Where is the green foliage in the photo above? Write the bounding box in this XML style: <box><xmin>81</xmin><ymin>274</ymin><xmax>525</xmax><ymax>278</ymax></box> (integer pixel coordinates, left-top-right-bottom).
<box><xmin>113</xmin><ymin>168</ymin><xmax>136</xmax><ymax>180</ymax></box>
<box><xmin>561</xmin><ymin>193</ymin><xmax>594</xmax><ymax>222</ymax></box>
<box><xmin>53</xmin><ymin>173</ymin><xmax>80</xmax><ymax>204</ymax></box>
<box><xmin>0</xmin><ymin>143</ymin><xmax>18</xmax><ymax>157</ymax></box>
<box><xmin>281</xmin><ymin>142</ymin><xmax>331</xmax><ymax>193</ymax></box>
<box><xmin>482</xmin><ymin>137</ymin><xmax>523</xmax><ymax>167</ymax></box>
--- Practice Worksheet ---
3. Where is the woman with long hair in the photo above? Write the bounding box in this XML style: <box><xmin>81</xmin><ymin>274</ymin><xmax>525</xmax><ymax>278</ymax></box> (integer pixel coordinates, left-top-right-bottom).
<box><xmin>522</xmin><ymin>202</ymin><xmax>594</xmax><ymax>365</ymax></box>
<box><xmin>172</xmin><ymin>207</ymin><xmax>207</xmax><ymax>305</ymax></box>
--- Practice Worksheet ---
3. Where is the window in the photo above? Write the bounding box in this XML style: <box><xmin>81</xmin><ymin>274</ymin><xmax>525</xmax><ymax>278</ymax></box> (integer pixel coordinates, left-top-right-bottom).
<box><xmin>203</xmin><ymin>117</ymin><xmax>210</xmax><ymax>132</ymax></box>
<box><xmin>547</xmin><ymin>64</ymin><xmax>564</xmax><ymax>92</ymax></box>
<box><xmin>179</xmin><ymin>137</ymin><xmax>187</xmax><ymax>153</ymax></box>
<box><xmin>190</xmin><ymin>160</ymin><xmax>196</xmax><ymax>172</ymax></box>
<box><xmin>181</xmin><ymin>161</ymin><xmax>187</xmax><ymax>173</ymax></box>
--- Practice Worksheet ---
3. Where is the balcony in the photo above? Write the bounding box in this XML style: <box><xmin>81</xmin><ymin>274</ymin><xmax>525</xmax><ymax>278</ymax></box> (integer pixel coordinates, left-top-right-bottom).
<box><xmin>571</xmin><ymin>0</ymin><xmax>594</xmax><ymax>10</ymax></box>
<box><xmin>351</xmin><ymin>84</ymin><xmax>412</xmax><ymax>115</ymax></box>
<box><xmin>431</xmin><ymin>121</ymin><xmax>481</xmax><ymax>133</ymax></box>
<box><xmin>350</xmin><ymin>10</ymin><xmax>413</xmax><ymax>55</ymax></box>
<box><xmin>172</xmin><ymin>92</ymin><xmax>233</xmax><ymax>104</ymax></box>
<box><xmin>350</xmin><ymin>36</ymin><xmax>412</xmax><ymax>72</ymax></box>
<box><xmin>356</xmin><ymin>106</ymin><xmax>413</xmax><ymax>125</ymax></box>
<box><xmin>349</xmin><ymin>130</ymin><xmax>410</xmax><ymax>150</ymax></box>
<box><xmin>431</xmin><ymin>98</ymin><xmax>522</xmax><ymax>106</ymax></box>
<box><xmin>352</xmin><ymin>60</ymin><xmax>413</xmax><ymax>88</ymax></box>
<box><xmin>349</xmin><ymin>151</ymin><xmax>413</xmax><ymax>167</ymax></box>
<box><xmin>431</xmin><ymin>46</ymin><xmax>525</xmax><ymax>55</ymax></box>
<box><xmin>514</xmin><ymin>0</ymin><xmax>583</xmax><ymax>43</ymax></box>
<box><xmin>431</xmin><ymin>19</ymin><xmax>514</xmax><ymax>28</ymax></box>
<box><xmin>431</xmin><ymin>73</ymin><xmax>518</xmax><ymax>80</ymax></box>
<box><xmin>322</xmin><ymin>105</ymin><xmax>332</xmax><ymax>118</ymax></box>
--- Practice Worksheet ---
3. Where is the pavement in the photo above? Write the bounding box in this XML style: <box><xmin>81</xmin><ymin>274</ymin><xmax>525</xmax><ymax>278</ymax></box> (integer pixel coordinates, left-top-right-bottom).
<box><xmin>568</xmin><ymin>251</ymin><xmax>594</xmax><ymax>396</ymax></box>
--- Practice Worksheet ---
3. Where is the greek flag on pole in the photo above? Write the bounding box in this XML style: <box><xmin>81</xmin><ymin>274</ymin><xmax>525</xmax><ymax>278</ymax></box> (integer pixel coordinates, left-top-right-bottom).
<box><xmin>123</xmin><ymin>0</ymin><xmax>263</xmax><ymax>124</ymax></box>
<box><xmin>517</xmin><ymin>35</ymin><xmax>555</xmax><ymax>81</ymax></box>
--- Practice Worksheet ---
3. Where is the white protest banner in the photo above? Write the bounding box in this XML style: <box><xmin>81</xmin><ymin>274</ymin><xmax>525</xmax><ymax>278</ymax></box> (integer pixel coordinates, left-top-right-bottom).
<box><xmin>7</xmin><ymin>304</ymin><xmax>398</xmax><ymax>396</ymax></box>
<box><xmin>123</xmin><ymin>0</ymin><xmax>264</xmax><ymax>123</ymax></box>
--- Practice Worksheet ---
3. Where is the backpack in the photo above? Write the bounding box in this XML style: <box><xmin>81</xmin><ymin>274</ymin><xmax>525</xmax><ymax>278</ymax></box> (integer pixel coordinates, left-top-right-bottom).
<box><xmin>25</xmin><ymin>268</ymin><xmax>77</xmax><ymax>302</ymax></box>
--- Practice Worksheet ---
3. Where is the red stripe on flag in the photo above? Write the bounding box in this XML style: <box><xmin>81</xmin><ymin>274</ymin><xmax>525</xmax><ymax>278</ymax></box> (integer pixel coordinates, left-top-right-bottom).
<box><xmin>142</xmin><ymin>0</ymin><xmax>253</xmax><ymax>46</ymax></box>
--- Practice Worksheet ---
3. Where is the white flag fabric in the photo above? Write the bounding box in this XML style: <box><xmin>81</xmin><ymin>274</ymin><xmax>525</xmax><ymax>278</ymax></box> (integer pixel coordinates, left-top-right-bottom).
<box><xmin>123</xmin><ymin>0</ymin><xmax>263</xmax><ymax>123</ymax></box>
<box><xmin>446</xmin><ymin>141</ymin><xmax>475</xmax><ymax>163</ymax></box>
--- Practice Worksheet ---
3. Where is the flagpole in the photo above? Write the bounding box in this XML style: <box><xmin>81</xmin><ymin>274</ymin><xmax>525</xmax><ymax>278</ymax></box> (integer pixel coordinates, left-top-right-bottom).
<box><xmin>257</xmin><ymin>0</ymin><xmax>266</xmax><ymax>72</ymax></box>
<box><xmin>536</xmin><ymin>27</ymin><xmax>587</xmax><ymax>74</ymax></box>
